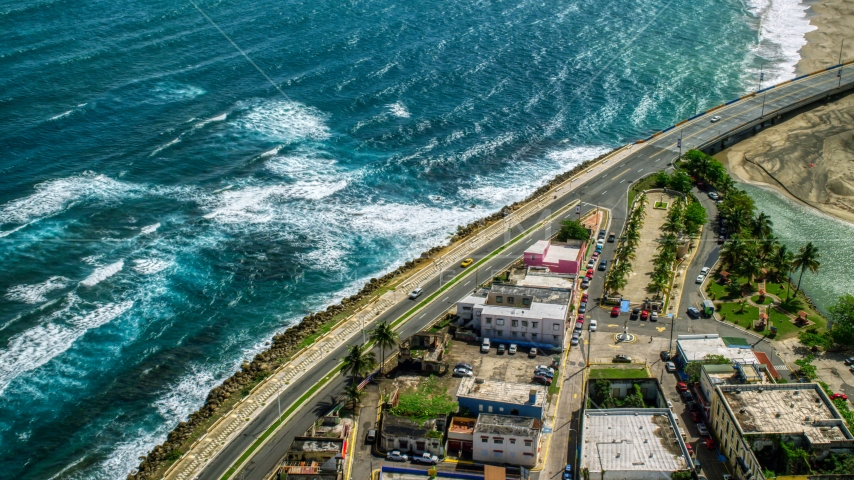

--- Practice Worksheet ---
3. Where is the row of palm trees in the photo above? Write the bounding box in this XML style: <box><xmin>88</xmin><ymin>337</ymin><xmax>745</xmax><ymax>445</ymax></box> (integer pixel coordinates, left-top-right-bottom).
<box><xmin>340</xmin><ymin>321</ymin><xmax>400</xmax><ymax>409</ymax></box>
<box><xmin>648</xmin><ymin>197</ymin><xmax>687</xmax><ymax>298</ymax></box>
<box><xmin>604</xmin><ymin>193</ymin><xmax>647</xmax><ymax>295</ymax></box>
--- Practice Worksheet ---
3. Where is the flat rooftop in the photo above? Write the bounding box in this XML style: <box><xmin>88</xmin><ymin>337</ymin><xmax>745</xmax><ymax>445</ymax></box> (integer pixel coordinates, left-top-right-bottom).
<box><xmin>516</xmin><ymin>272</ymin><xmax>575</xmax><ymax>289</ymax></box>
<box><xmin>459</xmin><ymin>295</ymin><xmax>487</xmax><ymax>306</ymax></box>
<box><xmin>581</xmin><ymin>409</ymin><xmax>689</xmax><ymax>475</ymax></box>
<box><xmin>481</xmin><ymin>302</ymin><xmax>568</xmax><ymax>320</ymax></box>
<box><xmin>290</xmin><ymin>438</ymin><xmax>343</xmax><ymax>453</ymax></box>
<box><xmin>524</xmin><ymin>240</ymin><xmax>549</xmax><ymax>256</ymax></box>
<box><xmin>457</xmin><ymin>377</ymin><xmax>546</xmax><ymax>407</ymax></box>
<box><xmin>719</xmin><ymin>384</ymin><xmax>854</xmax><ymax>444</ymax></box>
<box><xmin>449</xmin><ymin>417</ymin><xmax>476</xmax><ymax>435</ymax></box>
<box><xmin>543</xmin><ymin>243</ymin><xmax>581</xmax><ymax>264</ymax></box>
<box><xmin>677</xmin><ymin>334</ymin><xmax>758</xmax><ymax>363</ymax></box>
<box><xmin>474</xmin><ymin>414</ymin><xmax>542</xmax><ymax>436</ymax></box>
<box><xmin>491</xmin><ymin>284</ymin><xmax>571</xmax><ymax>304</ymax></box>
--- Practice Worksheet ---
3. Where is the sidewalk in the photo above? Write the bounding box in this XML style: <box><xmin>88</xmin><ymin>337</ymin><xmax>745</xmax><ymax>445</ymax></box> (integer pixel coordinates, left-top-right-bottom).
<box><xmin>162</xmin><ymin>144</ymin><xmax>638</xmax><ymax>480</ymax></box>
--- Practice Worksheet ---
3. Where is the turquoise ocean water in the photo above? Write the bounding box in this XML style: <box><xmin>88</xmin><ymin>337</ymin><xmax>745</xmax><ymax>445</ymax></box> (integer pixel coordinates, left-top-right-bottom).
<box><xmin>0</xmin><ymin>0</ymin><xmax>817</xmax><ymax>477</ymax></box>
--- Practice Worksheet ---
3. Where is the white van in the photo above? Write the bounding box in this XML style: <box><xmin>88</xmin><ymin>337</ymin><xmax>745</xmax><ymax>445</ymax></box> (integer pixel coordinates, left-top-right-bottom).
<box><xmin>589</xmin><ymin>319</ymin><xmax>598</xmax><ymax>331</ymax></box>
<box><xmin>481</xmin><ymin>338</ymin><xmax>491</xmax><ymax>353</ymax></box>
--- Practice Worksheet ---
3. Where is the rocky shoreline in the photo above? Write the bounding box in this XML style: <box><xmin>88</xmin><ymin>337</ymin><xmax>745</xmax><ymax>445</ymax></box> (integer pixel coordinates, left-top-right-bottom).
<box><xmin>127</xmin><ymin>147</ymin><xmax>620</xmax><ymax>480</ymax></box>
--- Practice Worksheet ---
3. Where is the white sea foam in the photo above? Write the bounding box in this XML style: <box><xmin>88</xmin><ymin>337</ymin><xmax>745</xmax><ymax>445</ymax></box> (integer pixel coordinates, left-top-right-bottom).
<box><xmin>149</xmin><ymin>137</ymin><xmax>181</xmax><ymax>156</ymax></box>
<box><xmin>140</xmin><ymin>223</ymin><xmax>160</xmax><ymax>235</ymax></box>
<box><xmin>81</xmin><ymin>260</ymin><xmax>124</xmax><ymax>287</ymax></box>
<box><xmin>387</xmin><ymin>102</ymin><xmax>410</xmax><ymax>118</ymax></box>
<box><xmin>132</xmin><ymin>259</ymin><xmax>172</xmax><ymax>275</ymax></box>
<box><xmin>48</xmin><ymin>110</ymin><xmax>74</xmax><ymax>121</ymax></box>
<box><xmin>0</xmin><ymin>299</ymin><xmax>133</xmax><ymax>395</ymax></box>
<box><xmin>152</xmin><ymin>82</ymin><xmax>206</xmax><ymax>102</ymax></box>
<box><xmin>746</xmin><ymin>0</ymin><xmax>816</xmax><ymax>84</ymax></box>
<box><xmin>202</xmin><ymin>181</ymin><xmax>347</xmax><ymax>223</ymax></box>
<box><xmin>234</xmin><ymin>99</ymin><xmax>330</xmax><ymax>143</ymax></box>
<box><xmin>5</xmin><ymin>276</ymin><xmax>70</xmax><ymax>304</ymax></box>
<box><xmin>0</xmin><ymin>173</ymin><xmax>143</xmax><ymax>228</ymax></box>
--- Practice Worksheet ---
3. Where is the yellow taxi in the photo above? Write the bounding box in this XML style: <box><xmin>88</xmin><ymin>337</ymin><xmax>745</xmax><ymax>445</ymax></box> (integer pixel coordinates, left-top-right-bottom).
<box><xmin>460</xmin><ymin>258</ymin><xmax>474</xmax><ymax>268</ymax></box>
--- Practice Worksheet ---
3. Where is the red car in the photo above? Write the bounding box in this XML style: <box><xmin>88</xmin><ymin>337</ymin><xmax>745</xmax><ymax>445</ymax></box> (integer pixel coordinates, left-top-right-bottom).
<box><xmin>685</xmin><ymin>443</ymin><xmax>694</xmax><ymax>456</ymax></box>
<box><xmin>611</xmin><ymin>307</ymin><xmax>620</xmax><ymax>317</ymax></box>
<box><xmin>677</xmin><ymin>382</ymin><xmax>688</xmax><ymax>392</ymax></box>
<box><xmin>690</xmin><ymin>411</ymin><xmax>700</xmax><ymax>423</ymax></box>
<box><xmin>592</xmin><ymin>251</ymin><xmax>600</xmax><ymax>259</ymax></box>
<box><xmin>641</xmin><ymin>310</ymin><xmax>649</xmax><ymax>320</ymax></box>
<box><xmin>581</xmin><ymin>293</ymin><xmax>589</xmax><ymax>302</ymax></box>
<box><xmin>705</xmin><ymin>438</ymin><xmax>716</xmax><ymax>450</ymax></box>
<box><xmin>831</xmin><ymin>393</ymin><xmax>849</xmax><ymax>401</ymax></box>
<box><xmin>577</xmin><ymin>314</ymin><xmax>585</xmax><ymax>323</ymax></box>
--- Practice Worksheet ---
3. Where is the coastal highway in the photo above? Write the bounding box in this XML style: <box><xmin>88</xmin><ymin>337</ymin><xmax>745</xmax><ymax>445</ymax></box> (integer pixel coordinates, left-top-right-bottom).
<box><xmin>198</xmin><ymin>65</ymin><xmax>854</xmax><ymax>480</ymax></box>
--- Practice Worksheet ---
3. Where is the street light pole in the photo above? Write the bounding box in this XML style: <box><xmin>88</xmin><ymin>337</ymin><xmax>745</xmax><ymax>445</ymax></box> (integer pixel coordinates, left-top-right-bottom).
<box><xmin>758</xmin><ymin>62</ymin><xmax>764</xmax><ymax>92</ymax></box>
<box><xmin>761</xmin><ymin>92</ymin><xmax>767</xmax><ymax>118</ymax></box>
<box><xmin>669</xmin><ymin>315</ymin><xmax>677</xmax><ymax>355</ymax></box>
<box><xmin>838</xmin><ymin>39</ymin><xmax>846</xmax><ymax>88</ymax></box>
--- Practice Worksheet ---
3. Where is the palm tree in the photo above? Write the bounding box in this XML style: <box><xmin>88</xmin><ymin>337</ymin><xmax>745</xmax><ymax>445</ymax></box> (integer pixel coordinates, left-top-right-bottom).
<box><xmin>341</xmin><ymin>344</ymin><xmax>377</xmax><ymax>385</ymax></box>
<box><xmin>770</xmin><ymin>244</ymin><xmax>794</xmax><ymax>283</ymax></box>
<box><xmin>792</xmin><ymin>242</ymin><xmax>821</xmax><ymax>298</ymax></box>
<box><xmin>369</xmin><ymin>321</ymin><xmax>399</xmax><ymax>374</ymax></box>
<box><xmin>739</xmin><ymin>256</ymin><xmax>764</xmax><ymax>289</ymax></box>
<box><xmin>716</xmin><ymin>175</ymin><xmax>735</xmax><ymax>195</ymax></box>
<box><xmin>758</xmin><ymin>235</ymin><xmax>778</xmax><ymax>263</ymax></box>
<box><xmin>752</xmin><ymin>212</ymin><xmax>773</xmax><ymax>240</ymax></box>
<box><xmin>343</xmin><ymin>382</ymin><xmax>364</xmax><ymax>411</ymax></box>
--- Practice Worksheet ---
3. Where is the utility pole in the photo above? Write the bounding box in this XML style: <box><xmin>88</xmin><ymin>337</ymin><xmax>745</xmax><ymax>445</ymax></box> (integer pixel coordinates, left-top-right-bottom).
<box><xmin>669</xmin><ymin>315</ymin><xmax>677</xmax><ymax>355</ymax></box>
<box><xmin>761</xmin><ymin>92</ymin><xmax>767</xmax><ymax>118</ymax></box>
<box><xmin>586</xmin><ymin>329</ymin><xmax>592</xmax><ymax>367</ymax></box>
<box><xmin>758</xmin><ymin>62</ymin><xmax>764</xmax><ymax>92</ymax></box>
<box><xmin>677</xmin><ymin>130</ymin><xmax>683</xmax><ymax>161</ymax></box>
<box><xmin>839</xmin><ymin>39</ymin><xmax>846</xmax><ymax>88</ymax></box>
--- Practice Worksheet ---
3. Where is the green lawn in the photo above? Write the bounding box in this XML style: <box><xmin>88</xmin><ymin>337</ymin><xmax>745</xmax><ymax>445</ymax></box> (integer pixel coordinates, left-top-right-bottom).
<box><xmin>751</xmin><ymin>295</ymin><xmax>773</xmax><ymax>305</ymax></box>
<box><xmin>627</xmin><ymin>174</ymin><xmax>658</xmax><ymax>207</ymax></box>
<box><xmin>589</xmin><ymin>366</ymin><xmax>649</xmax><ymax>379</ymax></box>
<box><xmin>715</xmin><ymin>302</ymin><xmax>759</xmax><ymax>327</ymax></box>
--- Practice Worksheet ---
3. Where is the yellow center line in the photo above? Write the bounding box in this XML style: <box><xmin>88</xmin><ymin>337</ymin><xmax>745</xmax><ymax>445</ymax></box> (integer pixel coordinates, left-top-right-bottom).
<box><xmin>645</xmin><ymin>72</ymin><xmax>841</xmax><ymax>157</ymax></box>
<box><xmin>611</xmin><ymin>168</ymin><xmax>631</xmax><ymax>180</ymax></box>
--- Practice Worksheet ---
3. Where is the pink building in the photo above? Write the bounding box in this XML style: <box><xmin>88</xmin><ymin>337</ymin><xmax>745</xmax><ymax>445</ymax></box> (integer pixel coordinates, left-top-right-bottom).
<box><xmin>523</xmin><ymin>240</ymin><xmax>584</xmax><ymax>275</ymax></box>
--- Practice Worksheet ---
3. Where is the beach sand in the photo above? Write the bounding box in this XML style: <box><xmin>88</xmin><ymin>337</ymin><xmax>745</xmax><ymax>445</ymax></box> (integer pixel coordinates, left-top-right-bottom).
<box><xmin>715</xmin><ymin>0</ymin><xmax>854</xmax><ymax>226</ymax></box>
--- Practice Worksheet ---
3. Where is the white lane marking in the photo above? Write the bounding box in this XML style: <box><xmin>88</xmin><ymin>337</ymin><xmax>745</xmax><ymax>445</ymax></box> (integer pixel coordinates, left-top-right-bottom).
<box><xmin>637</xmin><ymin>168</ymin><xmax>643</xmax><ymax>172</ymax></box>
<box><xmin>601</xmin><ymin>190</ymin><xmax>607</xmax><ymax>195</ymax></box>
<box><xmin>442</xmin><ymin>296</ymin><xmax>450</xmax><ymax>302</ymax></box>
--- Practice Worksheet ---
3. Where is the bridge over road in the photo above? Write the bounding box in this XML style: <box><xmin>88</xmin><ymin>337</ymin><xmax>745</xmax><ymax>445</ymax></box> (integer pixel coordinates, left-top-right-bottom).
<box><xmin>165</xmin><ymin>62</ymin><xmax>854</xmax><ymax>480</ymax></box>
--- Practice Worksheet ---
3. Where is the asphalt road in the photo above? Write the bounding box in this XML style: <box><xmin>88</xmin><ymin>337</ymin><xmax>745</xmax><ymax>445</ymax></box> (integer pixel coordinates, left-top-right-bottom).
<box><xmin>199</xmin><ymin>67</ymin><xmax>852</xmax><ymax>480</ymax></box>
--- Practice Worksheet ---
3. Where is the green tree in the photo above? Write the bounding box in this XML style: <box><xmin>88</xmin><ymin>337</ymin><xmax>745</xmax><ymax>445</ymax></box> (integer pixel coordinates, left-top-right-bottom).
<box><xmin>829</xmin><ymin>294</ymin><xmax>854</xmax><ymax>346</ymax></box>
<box><xmin>341</xmin><ymin>344</ymin><xmax>377</xmax><ymax>385</ymax></box>
<box><xmin>668</xmin><ymin>171</ymin><xmax>693</xmax><ymax>194</ymax></box>
<box><xmin>752</xmin><ymin>212</ymin><xmax>774</xmax><ymax>240</ymax></box>
<box><xmin>369</xmin><ymin>321</ymin><xmax>399</xmax><ymax>374</ymax></box>
<box><xmin>739</xmin><ymin>256</ymin><xmax>764</xmax><ymax>289</ymax></box>
<box><xmin>683</xmin><ymin>201</ymin><xmax>707</xmax><ymax>236</ymax></box>
<box><xmin>792</xmin><ymin>242</ymin><xmax>821</xmax><ymax>298</ymax></box>
<box><xmin>557</xmin><ymin>219</ymin><xmax>591</xmax><ymax>242</ymax></box>
<box><xmin>684</xmin><ymin>354</ymin><xmax>731</xmax><ymax>383</ymax></box>
<box><xmin>343</xmin><ymin>382</ymin><xmax>364</xmax><ymax>410</ymax></box>
<box><xmin>671</xmin><ymin>471</ymin><xmax>693</xmax><ymax>480</ymax></box>
<box><xmin>653</xmin><ymin>170</ymin><xmax>670</xmax><ymax>188</ymax></box>
<box><xmin>770</xmin><ymin>244</ymin><xmax>794</xmax><ymax>283</ymax></box>
<box><xmin>794</xmin><ymin>355</ymin><xmax>818</xmax><ymax>380</ymax></box>
<box><xmin>728</xmin><ymin>276</ymin><xmax>743</xmax><ymax>298</ymax></box>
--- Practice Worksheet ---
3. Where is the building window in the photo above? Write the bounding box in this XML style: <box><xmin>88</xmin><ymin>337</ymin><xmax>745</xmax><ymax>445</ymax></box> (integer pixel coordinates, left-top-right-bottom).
<box><xmin>496</xmin><ymin>319</ymin><xmax>504</xmax><ymax>326</ymax></box>
<box><xmin>493</xmin><ymin>451</ymin><xmax>502</xmax><ymax>456</ymax></box>
<box><xmin>497</xmin><ymin>330</ymin><xmax>503</xmax><ymax>337</ymax></box>
<box><xmin>510</xmin><ymin>439</ymin><xmax>516</xmax><ymax>444</ymax></box>
<box><xmin>524</xmin><ymin>440</ymin><xmax>532</xmax><ymax>447</ymax></box>
<box><xmin>553</xmin><ymin>324</ymin><xmax>560</xmax><ymax>331</ymax></box>
<box><xmin>523</xmin><ymin>298</ymin><xmax>531</xmax><ymax>306</ymax></box>
<box><xmin>481</xmin><ymin>450</ymin><xmax>488</xmax><ymax>456</ymax></box>
<box><xmin>532</xmin><ymin>322</ymin><xmax>538</xmax><ymax>328</ymax></box>
<box><xmin>512</xmin><ymin>331</ymin><xmax>518</xmax><ymax>337</ymax></box>
<box><xmin>532</xmin><ymin>334</ymin><xmax>538</xmax><ymax>339</ymax></box>
<box><xmin>522</xmin><ymin>321</ymin><xmax>528</xmax><ymax>327</ymax></box>
<box><xmin>494</xmin><ymin>438</ymin><xmax>503</xmax><ymax>444</ymax></box>
<box><xmin>554</xmin><ymin>335</ymin><xmax>559</xmax><ymax>340</ymax></box>
<box><xmin>510</xmin><ymin>452</ymin><xmax>516</xmax><ymax>457</ymax></box>
<box><xmin>486</xmin><ymin>317</ymin><xmax>492</xmax><ymax>324</ymax></box>
<box><xmin>488</xmin><ymin>406</ymin><xmax>493</xmax><ymax>413</ymax></box>
<box><xmin>479</xmin><ymin>405</ymin><xmax>483</xmax><ymax>412</ymax></box>
<box><xmin>512</xmin><ymin>320</ymin><xmax>518</xmax><ymax>327</ymax></box>
<box><xmin>508</xmin><ymin>297</ymin><xmax>515</xmax><ymax>304</ymax></box>
<box><xmin>481</xmin><ymin>436</ymin><xmax>489</xmax><ymax>442</ymax></box>
<box><xmin>496</xmin><ymin>296</ymin><xmax>503</xmax><ymax>303</ymax></box>
<box><xmin>399</xmin><ymin>440</ymin><xmax>408</xmax><ymax>449</ymax></box>
<box><xmin>462</xmin><ymin>306</ymin><xmax>471</xmax><ymax>311</ymax></box>
<box><xmin>499</xmin><ymin>407</ymin><xmax>504</xmax><ymax>412</ymax></box>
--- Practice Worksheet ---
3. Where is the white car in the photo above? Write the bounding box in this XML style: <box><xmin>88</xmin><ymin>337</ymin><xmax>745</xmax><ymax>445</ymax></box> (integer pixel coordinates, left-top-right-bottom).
<box><xmin>571</xmin><ymin>335</ymin><xmax>580</xmax><ymax>346</ymax></box>
<box><xmin>589</xmin><ymin>319</ymin><xmax>598</xmax><ymax>331</ymax></box>
<box><xmin>696</xmin><ymin>275</ymin><xmax>705</xmax><ymax>284</ymax></box>
<box><xmin>701</xmin><ymin>267</ymin><xmax>710</xmax><ymax>275</ymax></box>
<box><xmin>409</xmin><ymin>287</ymin><xmax>423</xmax><ymax>299</ymax></box>
<box><xmin>710</xmin><ymin>115</ymin><xmax>722</xmax><ymax>123</ymax></box>
<box><xmin>509</xmin><ymin>344</ymin><xmax>517</xmax><ymax>355</ymax></box>
<box><xmin>387</xmin><ymin>450</ymin><xmax>409</xmax><ymax>461</ymax></box>
<box><xmin>453</xmin><ymin>367</ymin><xmax>474</xmax><ymax>377</ymax></box>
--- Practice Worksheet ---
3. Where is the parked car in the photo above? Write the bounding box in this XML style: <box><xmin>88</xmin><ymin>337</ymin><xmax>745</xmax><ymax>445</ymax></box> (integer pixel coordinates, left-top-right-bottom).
<box><xmin>587</xmin><ymin>259</ymin><xmax>596</xmax><ymax>269</ymax></box>
<box><xmin>581</xmin><ymin>278</ymin><xmax>590</xmax><ymax>289</ymax></box>
<box><xmin>586</xmin><ymin>268</ymin><xmax>594</xmax><ymax>278</ymax></box>
<box><xmin>582</xmin><ymin>293</ymin><xmax>589</xmax><ymax>302</ymax></box>
<box><xmin>455</xmin><ymin>363</ymin><xmax>474</xmax><ymax>371</ymax></box>
<box><xmin>589</xmin><ymin>319</ymin><xmax>598</xmax><ymax>331</ymax></box>
<box><xmin>529</xmin><ymin>347</ymin><xmax>538</xmax><ymax>357</ymax></box>
<box><xmin>682</xmin><ymin>391</ymin><xmax>695</xmax><ymax>403</ymax></box>
<box><xmin>660</xmin><ymin>351</ymin><xmax>671</xmax><ymax>361</ymax></box>
<box><xmin>641</xmin><ymin>310</ymin><xmax>649</xmax><ymax>320</ymax></box>
<box><xmin>453</xmin><ymin>367</ymin><xmax>474</xmax><ymax>377</ymax></box>
<box><xmin>696</xmin><ymin>274</ymin><xmax>705</xmax><ymax>284</ymax></box>
<box><xmin>576</xmin><ymin>314</ymin><xmax>584</xmax><ymax>323</ymax></box>
<box><xmin>686</xmin><ymin>307</ymin><xmax>701</xmax><ymax>319</ymax></box>
<box><xmin>613</xmin><ymin>354</ymin><xmax>632</xmax><ymax>363</ymax></box>
<box><xmin>598</xmin><ymin>260</ymin><xmax>608</xmax><ymax>271</ymax></box>
<box><xmin>533</xmin><ymin>375</ymin><xmax>552</xmax><ymax>386</ymax></box>
<box><xmin>701</xmin><ymin>267</ymin><xmax>711</xmax><ymax>276</ymax></box>
<box><xmin>366</xmin><ymin>429</ymin><xmax>377</xmax><ymax>443</ymax></box>
<box><xmin>497</xmin><ymin>344</ymin><xmax>506</xmax><ymax>354</ymax></box>
<box><xmin>387</xmin><ymin>450</ymin><xmax>409</xmax><ymax>461</ymax></box>
<box><xmin>717</xmin><ymin>235</ymin><xmax>725</xmax><ymax>244</ymax></box>
<box><xmin>574</xmin><ymin>321</ymin><xmax>583</xmax><ymax>331</ymax></box>
<box><xmin>411</xmin><ymin>453</ymin><xmax>440</xmax><ymax>465</ymax></box>
<box><xmin>509</xmin><ymin>344</ymin><xmax>517</xmax><ymax>355</ymax></box>
<box><xmin>409</xmin><ymin>287</ymin><xmax>423</xmax><ymax>299</ymax></box>
<box><xmin>535</xmin><ymin>368</ymin><xmax>555</xmax><ymax>379</ymax></box>
<box><xmin>611</xmin><ymin>307</ymin><xmax>620</xmax><ymax>317</ymax></box>
<box><xmin>831</xmin><ymin>393</ymin><xmax>849</xmax><ymax>401</ymax></box>
<box><xmin>571</xmin><ymin>334</ymin><xmax>580</xmax><ymax>346</ymax></box>
<box><xmin>708</xmin><ymin>191</ymin><xmax>719</xmax><ymax>200</ymax></box>
<box><xmin>705</xmin><ymin>438</ymin><xmax>716</xmax><ymax>449</ymax></box>
<box><xmin>676</xmin><ymin>382</ymin><xmax>688</xmax><ymax>392</ymax></box>
<box><xmin>665</xmin><ymin>361</ymin><xmax>676</xmax><ymax>373</ymax></box>
<box><xmin>536</xmin><ymin>365</ymin><xmax>556</xmax><ymax>375</ymax></box>
<box><xmin>481</xmin><ymin>338</ymin><xmax>491</xmax><ymax>353</ymax></box>
<box><xmin>691</xmin><ymin>411</ymin><xmax>700</xmax><ymax>423</ymax></box>
<box><xmin>578</xmin><ymin>302</ymin><xmax>587</xmax><ymax>313</ymax></box>
<box><xmin>650</xmin><ymin>311</ymin><xmax>659</xmax><ymax>322</ymax></box>
<box><xmin>710</xmin><ymin>115</ymin><xmax>722</xmax><ymax>122</ymax></box>
<box><xmin>460</xmin><ymin>258</ymin><xmax>473</xmax><ymax>268</ymax></box>
<box><xmin>685</xmin><ymin>443</ymin><xmax>695</xmax><ymax>456</ymax></box>
<box><xmin>630</xmin><ymin>308</ymin><xmax>640</xmax><ymax>320</ymax></box>
<box><xmin>845</xmin><ymin>357</ymin><xmax>854</xmax><ymax>366</ymax></box>
<box><xmin>697</xmin><ymin>423</ymin><xmax>709</xmax><ymax>436</ymax></box>
<box><xmin>608</xmin><ymin>232</ymin><xmax>616</xmax><ymax>243</ymax></box>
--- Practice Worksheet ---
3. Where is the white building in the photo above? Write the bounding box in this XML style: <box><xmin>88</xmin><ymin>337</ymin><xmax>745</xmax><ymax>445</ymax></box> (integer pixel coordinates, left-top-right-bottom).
<box><xmin>456</xmin><ymin>284</ymin><xmax>570</xmax><ymax>350</ymax></box>
<box><xmin>472</xmin><ymin>414</ymin><xmax>542</xmax><ymax>468</ymax></box>
<box><xmin>580</xmin><ymin>409</ymin><xmax>691</xmax><ymax>480</ymax></box>
<box><xmin>675</xmin><ymin>334</ymin><xmax>758</xmax><ymax>367</ymax></box>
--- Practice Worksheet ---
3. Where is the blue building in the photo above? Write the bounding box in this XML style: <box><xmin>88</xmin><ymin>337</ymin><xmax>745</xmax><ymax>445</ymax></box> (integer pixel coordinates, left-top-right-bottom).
<box><xmin>456</xmin><ymin>377</ymin><xmax>546</xmax><ymax>420</ymax></box>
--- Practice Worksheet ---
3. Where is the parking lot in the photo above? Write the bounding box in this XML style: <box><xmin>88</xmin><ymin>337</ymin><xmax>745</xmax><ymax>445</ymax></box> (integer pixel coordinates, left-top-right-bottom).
<box><xmin>445</xmin><ymin>335</ymin><xmax>561</xmax><ymax>385</ymax></box>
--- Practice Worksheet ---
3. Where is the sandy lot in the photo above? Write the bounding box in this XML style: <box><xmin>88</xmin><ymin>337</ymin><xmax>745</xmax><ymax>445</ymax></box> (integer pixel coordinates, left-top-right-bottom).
<box><xmin>621</xmin><ymin>192</ymin><xmax>680</xmax><ymax>304</ymax></box>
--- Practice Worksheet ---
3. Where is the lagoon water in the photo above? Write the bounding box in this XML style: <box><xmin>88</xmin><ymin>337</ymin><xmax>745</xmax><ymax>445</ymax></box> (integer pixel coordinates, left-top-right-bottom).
<box><xmin>739</xmin><ymin>184</ymin><xmax>854</xmax><ymax>315</ymax></box>
<box><xmin>0</xmin><ymin>0</ymin><xmax>817</xmax><ymax>477</ymax></box>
